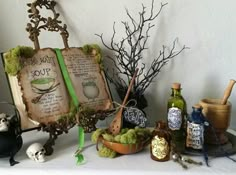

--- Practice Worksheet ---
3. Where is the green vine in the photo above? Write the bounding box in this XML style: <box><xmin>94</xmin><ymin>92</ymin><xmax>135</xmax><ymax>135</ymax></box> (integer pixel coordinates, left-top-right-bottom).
<box><xmin>3</xmin><ymin>46</ymin><xmax>34</xmax><ymax>76</ymax></box>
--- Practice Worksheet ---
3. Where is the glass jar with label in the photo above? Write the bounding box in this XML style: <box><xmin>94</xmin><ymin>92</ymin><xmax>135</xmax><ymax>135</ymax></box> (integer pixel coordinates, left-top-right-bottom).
<box><xmin>150</xmin><ymin>121</ymin><xmax>171</xmax><ymax>162</ymax></box>
<box><xmin>186</xmin><ymin>104</ymin><xmax>206</xmax><ymax>151</ymax></box>
<box><xmin>167</xmin><ymin>83</ymin><xmax>187</xmax><ymax>153</ymax></box>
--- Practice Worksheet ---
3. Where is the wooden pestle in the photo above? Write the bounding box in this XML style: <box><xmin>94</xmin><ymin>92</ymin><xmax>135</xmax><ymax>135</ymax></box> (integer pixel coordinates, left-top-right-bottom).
<box><xmin>221</xmin><ymin>79</ymin><xmax>236</xmax><ymax>105</ymax></box>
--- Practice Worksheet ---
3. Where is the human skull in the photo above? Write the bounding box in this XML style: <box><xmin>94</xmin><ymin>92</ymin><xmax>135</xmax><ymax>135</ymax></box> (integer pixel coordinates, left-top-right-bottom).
<box><xmin>0</xmin><ymin>113</ymin><xmax>9</xmax><ymax>132</ymax></box>
<box><xmin>26</xmin><ymin>143</ymin><xmax>46</xmax><ymax>163</ymax></box>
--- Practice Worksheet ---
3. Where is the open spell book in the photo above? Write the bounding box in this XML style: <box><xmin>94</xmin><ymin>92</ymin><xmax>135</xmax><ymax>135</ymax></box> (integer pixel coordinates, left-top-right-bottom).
<box><xmin>2</xmin><ymin>0</ymin><xmax>113</xmax><ymax>130</ymax></box>
<box><xmin>3</xmin><ymin>46</ymin><xmax>113</xmax><ymax>129</ymax></box>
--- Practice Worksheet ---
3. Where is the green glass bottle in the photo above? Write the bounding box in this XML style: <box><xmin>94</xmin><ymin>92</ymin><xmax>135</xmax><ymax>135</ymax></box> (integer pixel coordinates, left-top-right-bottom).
<box><xmin>167</xmin><ymin>83</ymin><xmax>187</xmax><ymax>153</ymax></box>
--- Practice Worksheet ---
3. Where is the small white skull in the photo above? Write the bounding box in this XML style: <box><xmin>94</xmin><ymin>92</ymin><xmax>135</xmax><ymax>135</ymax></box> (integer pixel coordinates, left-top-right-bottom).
<box><xmin>26</xmin><ymin>143</ymin><xmax>46</xmax><ymax>163</ymax></box>
<box><xmin>0</xmin><ymin>113</ymin><xmax>9</xmax><ymax>132</ymax></box>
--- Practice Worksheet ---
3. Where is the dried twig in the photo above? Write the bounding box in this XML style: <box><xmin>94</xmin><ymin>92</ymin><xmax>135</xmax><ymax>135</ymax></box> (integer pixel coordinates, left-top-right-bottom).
<box><xmin>96</xmin><ymin>0</ymin><xmax>188</xmax><ymax>104</ymax></box>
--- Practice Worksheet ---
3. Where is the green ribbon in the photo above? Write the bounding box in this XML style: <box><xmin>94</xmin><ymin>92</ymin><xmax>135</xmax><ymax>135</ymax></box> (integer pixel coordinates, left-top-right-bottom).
<box><xmin>54</xmin><ymin>48</ymin><xmax>85</xmax><ymax>165</ymax></box>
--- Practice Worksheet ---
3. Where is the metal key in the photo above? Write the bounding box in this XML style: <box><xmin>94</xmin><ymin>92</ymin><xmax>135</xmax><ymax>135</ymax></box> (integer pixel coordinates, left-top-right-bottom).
<box><xmin>172</xmin><ymin>153</ymin><xmax>188</xmax><ymax>169</ymax></box>
<box><xmin>181</xmin><ymin>156</ymin><xmax>203</xmax><ymax>166</ymax></box>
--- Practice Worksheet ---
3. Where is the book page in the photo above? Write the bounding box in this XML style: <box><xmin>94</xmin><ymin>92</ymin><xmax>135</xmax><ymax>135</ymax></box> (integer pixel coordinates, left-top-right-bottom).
<box><xmin>8</xmin><ymin>76</ymin><xmax>39</xmax><ymax>129</ymax></box>
<box><xmin>18</xmin><ymin>48</ymin><xmax>70</xmax><ymax>124</ymax></box>
<box><xmin>62</xmin><ymin>48</ymin><xmax>113</xmax><ymax>111</ymax></box>
<box><xmin>1</xmin><ymin>53</ymin><xmax>38</xmax><ymax>129</ymax></box>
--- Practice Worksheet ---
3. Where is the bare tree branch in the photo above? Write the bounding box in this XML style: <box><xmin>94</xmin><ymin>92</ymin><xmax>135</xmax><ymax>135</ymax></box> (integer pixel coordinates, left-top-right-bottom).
<box><xmin>96</xmin><ymin>0</ymin><xmax>188</xmax><ymax>104</ymax></box>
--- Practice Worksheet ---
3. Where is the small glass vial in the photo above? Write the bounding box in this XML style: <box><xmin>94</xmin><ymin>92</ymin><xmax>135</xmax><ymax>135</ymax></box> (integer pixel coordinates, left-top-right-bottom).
<box><xmin>150</xmin><ymin>121</ymin><xmax>171</xmax><ymax>162</ymax></box>
<box><xmin>186</xmin><ymin>104</ymin><xmax>206</xmax><ymax>150</ymax></box>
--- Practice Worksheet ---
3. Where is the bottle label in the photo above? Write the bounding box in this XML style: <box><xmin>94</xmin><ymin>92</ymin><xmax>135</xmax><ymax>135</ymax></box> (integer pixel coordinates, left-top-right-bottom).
<box><xmin>151</xmin><ymin>136</ymin><xmax>169</xmax><ymax>159</ymax></box>
<box><xmin>186</xmin><ymin>121</ymin><xmax>204</xmax><ymax>149</ymax></box>
<box><xmin>167</xmin><ymin>107</ymin><xmax>182</xmax><ymax>130</ymax></box>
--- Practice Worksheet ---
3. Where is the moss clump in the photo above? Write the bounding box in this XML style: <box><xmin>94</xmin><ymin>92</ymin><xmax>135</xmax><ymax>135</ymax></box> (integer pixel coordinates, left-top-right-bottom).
<box><xmin>3</xmin><ymin>46</ymin><xmax>34</xmax><ymax>76</ymax></box>
<box><xmin>102</xmin><ymin>133</ymin><xmax>114</xmax><ymax>142</ymax></box>
<box><xmin>120</xmin><ymin>129</ymin><xmax>137</xmax><ymax>144</ymax></box>
<box><xmin>91</xmin><ymin>127</ymin><xmax>152</xmax><ymax>158</ymax></box>
<box><xmin>82</xmin><ymin>44</ymin><xmax>103</xmax><ymax>70</ymax></box>
<box><xmin>91</xmin><ymin>128</ymin><xmax>105</xmax><ymax>143</ymax></box>
<box><xmin>98</xmin><ymin>145</ymin><xmax>117</xmax><ymax>158</ymax></box>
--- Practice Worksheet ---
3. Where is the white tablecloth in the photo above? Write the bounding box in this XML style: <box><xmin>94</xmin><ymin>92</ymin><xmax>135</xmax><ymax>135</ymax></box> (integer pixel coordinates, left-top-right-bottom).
<box><xmin>1</xmin><ymin>127</ymin><xmax>236</xmax><ymax>175</ymax></box>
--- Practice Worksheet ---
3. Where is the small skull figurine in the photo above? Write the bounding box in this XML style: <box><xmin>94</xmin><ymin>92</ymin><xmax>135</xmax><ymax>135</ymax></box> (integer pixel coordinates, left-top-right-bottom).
<box><xmin>26</xmin><ymin>143</ymin><xmax>46</xmax><ymax>163</ymax></box>
<box><xmin>0</xmin><ymin>113</ymin><xmax>9</xmax><ymax>132</ymax></box>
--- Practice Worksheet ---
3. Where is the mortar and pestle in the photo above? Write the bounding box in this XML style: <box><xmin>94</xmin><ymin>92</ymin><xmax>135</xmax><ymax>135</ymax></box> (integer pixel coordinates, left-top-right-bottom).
<box><xmin>199</xmin><ymin>79</ymin><xmax>236</xmax><ymax>145</ymax></box>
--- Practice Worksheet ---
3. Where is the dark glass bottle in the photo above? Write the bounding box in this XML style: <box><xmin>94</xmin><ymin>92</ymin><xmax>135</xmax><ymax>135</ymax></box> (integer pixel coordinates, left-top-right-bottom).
<box><xmin>186</xmin><ymin>104</ymin><xmax>205</xmax><ymax>150</ymax></box>
<box><xmin>150</xmin><ymin>121</ymin><xmax>171</xmax><ymax>162</ymax></box>
<box><xmin>167</xmin><ymin>83</ymin><xmax>187</xmax><ymax>153</ymax></box>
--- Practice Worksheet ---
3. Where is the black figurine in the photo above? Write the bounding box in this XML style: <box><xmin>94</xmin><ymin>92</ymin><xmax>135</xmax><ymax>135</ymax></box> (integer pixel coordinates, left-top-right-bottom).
<box><xmin>0</xmin><ymin>113</ymin><xmax>23</xmax><ymax>166</ymax></box>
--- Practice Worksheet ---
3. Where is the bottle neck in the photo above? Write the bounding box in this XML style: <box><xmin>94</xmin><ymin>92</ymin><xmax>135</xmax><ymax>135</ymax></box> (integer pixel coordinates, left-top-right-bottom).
<box><xmin>192</xmin><ymin>107</ymin><xmax>202</xmax><ymax>113</ymax></box>
<box><xmin>191</xmin><ymin>107</ymin><xmax>204</xmax><ymax>123</ymax></box>
<box><xmin>171</xmin><ymin>88</ymin><xmax>182</xmax><ymax>97</ymax></box>
<box><xmin>156</xmin><ymin>121</ymin><xmax>167</xmax><ymax>130</ymax></box>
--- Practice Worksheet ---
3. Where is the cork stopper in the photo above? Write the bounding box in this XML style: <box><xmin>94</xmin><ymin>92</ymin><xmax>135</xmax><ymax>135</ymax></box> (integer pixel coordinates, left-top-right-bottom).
<box><xmin>172</xmin><ymin>83</ymin><xmax>181</xmax><ymax>89</ymax></box>
<box><xmin>156</xmin><ymin>120</ymin><xmax>167</xmax><ymax>129</ymax></box>
<box><xmin>193</xmin><ymin>104</ymin><xmax>202</xmax><ymax>109</ymax></box>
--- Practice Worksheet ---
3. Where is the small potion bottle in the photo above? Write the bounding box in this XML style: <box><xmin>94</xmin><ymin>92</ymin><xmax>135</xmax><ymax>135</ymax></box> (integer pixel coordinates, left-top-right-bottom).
<box><xmin>150</xmin><ymin>121</ymin><xmax>171</xmax><ymax>162</ymax></box>
<box><xmin>186</xmin><ymin>104</ymin><xmax>206</xmax><ymax>150</ymax></box>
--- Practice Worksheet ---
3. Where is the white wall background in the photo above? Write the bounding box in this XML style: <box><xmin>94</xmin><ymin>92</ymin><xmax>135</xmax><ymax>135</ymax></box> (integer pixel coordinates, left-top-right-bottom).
<box><xmin>0</xmin><ymin>0</ymin><xmax>236</xmax><ymax>129</ymax></box>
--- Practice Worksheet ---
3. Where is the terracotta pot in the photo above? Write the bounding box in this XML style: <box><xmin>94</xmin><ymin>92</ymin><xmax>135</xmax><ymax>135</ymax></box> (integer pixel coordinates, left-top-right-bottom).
<box><xmin>97</xmin><ymin>137</ymin><xmax>150</xmax><ymax>154</ymax></box>
<box><xmin>199</xmin><ymin>98</ymin><xmax>231</xmax><ymax>144</ymax></box>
